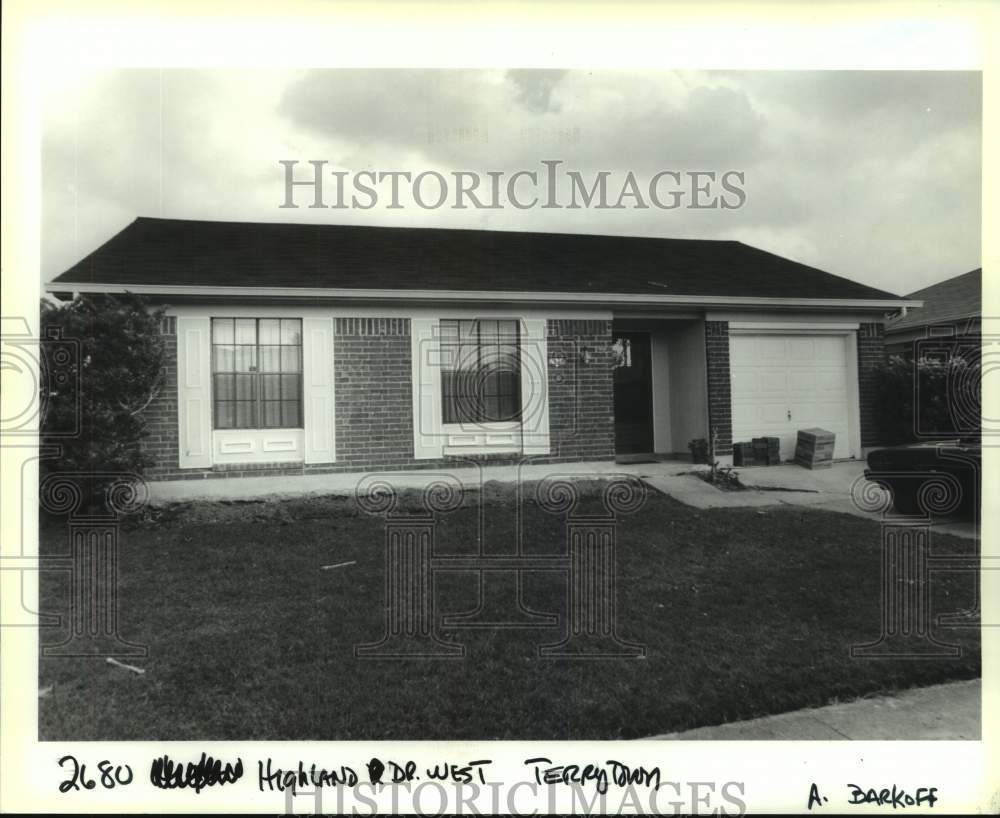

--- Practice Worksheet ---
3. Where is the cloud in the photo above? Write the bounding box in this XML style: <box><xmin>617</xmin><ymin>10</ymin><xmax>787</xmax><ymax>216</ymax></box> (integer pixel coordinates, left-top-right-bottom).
<box><xmin>507</xmin><ymin>69</ymin><xmax>567</xmax><ymax>113</ymax></box>
<box><xmin>42</xmin><ymin>69</ymin><xmax>981</xmax><ymax>295</ymax></box>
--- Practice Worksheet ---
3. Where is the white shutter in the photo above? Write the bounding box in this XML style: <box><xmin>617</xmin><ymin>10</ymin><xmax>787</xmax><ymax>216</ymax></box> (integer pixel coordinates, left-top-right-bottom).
<box><xmin>520</xmin><ymin>318</ymin><xmax>550</xmax><ymax>455</ymax></box>
<box><xmin>411</xmin><ymin>317</ymin><xmax>444</xmax><ymax>460</ymax></box>
<box><xmin>302</xmin><ymin>316</ymin><xmax>336</xmax><ymax>464</ymax></box>
<box><xmin>176</xmin><ymin>316</ymin><xmax>213</xmax><ymax>469</ymax></box>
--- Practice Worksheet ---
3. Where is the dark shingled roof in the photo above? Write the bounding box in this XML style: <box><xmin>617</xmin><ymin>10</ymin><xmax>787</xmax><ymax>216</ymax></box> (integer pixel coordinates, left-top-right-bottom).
<box><xmin>51</xmin><ymin>217</ymin><xmax>900</xmax><ymax>301</ymax></box>
<box><xmin>887</xmin><ymin>268</ymin><xmax>981</xmax><ymax>332</ymax></box>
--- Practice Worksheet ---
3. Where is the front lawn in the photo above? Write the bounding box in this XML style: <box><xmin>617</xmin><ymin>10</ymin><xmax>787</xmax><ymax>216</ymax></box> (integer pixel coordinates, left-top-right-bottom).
<box><xmin>38</xmin><ymin>481</ymin><xmax>980</xmax><ymax>740</ymax></box>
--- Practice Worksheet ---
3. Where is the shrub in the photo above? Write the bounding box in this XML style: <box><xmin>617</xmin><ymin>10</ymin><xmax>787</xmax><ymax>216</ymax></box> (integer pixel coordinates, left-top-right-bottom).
<box><xmin>40</xmin><ymin>294</ymin><xmax>166</xmax><ymax>507</ymax></box>
<box><xmin>872</xmin><ymin>354</ymin><xmax>979</xmax><ymax>445</ymax></box>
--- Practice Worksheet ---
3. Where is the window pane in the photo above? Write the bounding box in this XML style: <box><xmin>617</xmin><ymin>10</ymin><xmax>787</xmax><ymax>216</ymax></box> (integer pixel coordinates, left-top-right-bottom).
<box><xmin>498</xmin><ymin>370</ymin><xmax>520</xmax><ymax>394</ymax></box>
<box><xmin>214</xmin><ymin>373</ymin><xmax>234</xmax><ymax>401</ymax></box>
<box><xmin>444</xmin><ymin>370</ymin><xmax>479</xmax><ymax>423</ymax></box>
<box><xmin>259</xmin><ymin>345</ymin><xmax>281</xmax><ymax>372</ymax></box>
<box><xmin>281</xmin><ymin>319</ymin><xmax>301</xmax><ymax>345</ymax></box>
<box><xmin>480</xmin><ymin>345</ymin><xmax>501</xmax><ymax>366</ymax></box>
<box><xmin>498</xmin><ymin>320</ymin><xmax>519</xmax><ymax>341</ymax></box>
<box><xmin>498</xmin><ymin>391</ymin><xmax>519</xmax><ymax>421</ymax></box>
<box><xmin>213</xmin><ymin>346</ymin><xmax>235</xmax><ymax>373</ymax></box>
<box><xmin>483</xmin><ymin>393</ymin><xmax>503</xmax><ymax>422</ymax></box>
<box><xmin>235</xmin><ymin>401</ymin><xmax>255</xmax><ymax>428</ymax></box>
<box><xmin>262</xmin><ymin>401</ymin><xmax>282</xmax><ymax>428</ymax></box>
<box><xmin>281</xmin><ymin>400</ymin><xmax>301</xmax><ymax>427</ymax></box>
<box><xmin>458</xmin><ymin>370</ymin><xmax>482</xmax><ymax>421</ymax></box>
<box><xmin>215</xmin><ymin>402</ymin><xmax>235</xmax><ymax>429</ymax></box>
<box><xmin>478</xmin><ymin>319</ymin><xmax>498</xmax><ymax>341</ymax></box>
<box><xmin>456</xmin><ymin>342</ymin><xmax>478</xmax><ymax>370</ymax></box>
<box><xmin>281</xmin><ymin>346</ymin><xmax>301</xmax><ymax>372</ymax></box>
<box><xmin>212</xmin><ymin>318</ymin><xmax>234</xmax><ymax>344</ymax></box>
<box><xmin>234</xmin><ymin>346</ymin><xmax>256</xmax><ymax>371</ymax></box>
<box><xmin>234</xmin><ymin>319</ymin><xmax>256</xmax><ymax>345</ymax></box>
<box><xmin>498</xmin><ymin>343</ymin><xmax>519</xmax><ymax>368</ymax></box>
<box><xmin>235</xmin><ymin>373</ymin><xmax>255</xmax><ymax>400</ymax></box>
<box><xmin>259</xmin><ymin>373</ymin><xmax>280</xmax><ymax>400</ymax></box>
<box><xmin>441</xmin><ymin>372</ymin><xmax>457</xmax><ymax>424</ymax></box>
<box><xmin>458</xmin><ymin>320</ymin><xmax>477</xmax><ymax>341</ymax></box>
<box><xmin>281</xmin><ymin>374</ymin><xmax>300</xmax><ymax>400</ymax></box>
<box><xmin>259</xmin><ymin>319</ymin><xmax>280</xmax><ymax>345</ymax></box>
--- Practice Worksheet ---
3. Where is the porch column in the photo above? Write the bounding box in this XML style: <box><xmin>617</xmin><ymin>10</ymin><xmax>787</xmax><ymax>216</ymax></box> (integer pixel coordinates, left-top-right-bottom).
<box><xmin>704</xmin><ymin>320</ymin><xmax>733</xmax><ymax>455</ymax></box>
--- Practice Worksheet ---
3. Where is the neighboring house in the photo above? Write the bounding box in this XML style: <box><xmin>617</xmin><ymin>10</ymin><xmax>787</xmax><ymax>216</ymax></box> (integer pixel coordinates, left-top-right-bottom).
<box><xmin>884</xmin><ymin>268</ymin><xmax>982</xmax><ymax>356</ymax></box>
<box><xmin>47</xmin><ymin>217</ymin><xmax>918</xmax><ymax>480</ymax></box>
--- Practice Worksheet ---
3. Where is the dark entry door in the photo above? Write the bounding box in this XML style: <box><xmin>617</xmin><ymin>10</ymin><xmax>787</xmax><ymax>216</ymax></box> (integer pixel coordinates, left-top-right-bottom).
<box><xmin>613</xmin><ymin>332</ymin><xmax>654</xmax><ymax>454</ymax></box>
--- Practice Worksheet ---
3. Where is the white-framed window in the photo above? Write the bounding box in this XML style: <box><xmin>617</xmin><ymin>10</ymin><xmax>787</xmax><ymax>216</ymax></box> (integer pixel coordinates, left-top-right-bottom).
<box><xmin>177</xmin><ymin>314</ymin><xmax>334</xmax><ymax>469</ymax></box>
<box><xmin>412</xmin><ymin>315</ymin><xmax>549</xmax><ymax>459</ymax></box>
<box><xmin>440</xmin><ymin>318</ymin><xmax>522</xmax><ymax>424</ymax></box>
<box><xmin>210</xmin><ymin>318</ymin><xmax>303</xmax><ymax>430</ymax></box>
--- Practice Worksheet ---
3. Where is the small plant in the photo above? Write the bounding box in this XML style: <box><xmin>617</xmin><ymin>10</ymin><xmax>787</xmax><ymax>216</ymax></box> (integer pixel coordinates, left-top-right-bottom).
<box><xmin>690</xmin><ymin>428</ymin><xmax>745</xmax><ymax>490</ymax></box>
<box><xmin>713</xmin><ymin>465</ymin><xmax>744</xmax><ymax>490</ymax></box>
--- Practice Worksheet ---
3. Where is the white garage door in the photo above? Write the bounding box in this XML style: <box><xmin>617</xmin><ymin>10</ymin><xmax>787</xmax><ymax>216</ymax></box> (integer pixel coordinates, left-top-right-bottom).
<box><xmin>730</xmin><ymin>333</ymin><xmax>854</xmax><ymax>461</ymax></box>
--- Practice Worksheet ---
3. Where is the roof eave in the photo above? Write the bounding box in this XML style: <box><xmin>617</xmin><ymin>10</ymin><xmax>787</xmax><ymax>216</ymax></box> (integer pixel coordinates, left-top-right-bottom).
<box><xmin>45</xmin><ymin>281</ymin><xmax>919</xmax><ymax>312</ymax></box>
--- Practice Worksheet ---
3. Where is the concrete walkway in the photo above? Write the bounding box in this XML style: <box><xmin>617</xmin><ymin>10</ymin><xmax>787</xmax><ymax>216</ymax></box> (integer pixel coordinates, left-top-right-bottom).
<box><xmin>147</xmin><ymin>458</ymin><xmax>978</xmax><ymax>540</ymax></box>
<box><xmin>148</xmin><ymin>459</ymin><xmax>647</xmax><ymax>504</ymax></box>
<box><xmin>641</xmin><ymin>460</ymin><xmax>979</xmax><ymax>540</ymax></box>
<box><xmin>650</xmin><ymin>678</ymin><xmax>981</xmax><ymax>740</ymax></box>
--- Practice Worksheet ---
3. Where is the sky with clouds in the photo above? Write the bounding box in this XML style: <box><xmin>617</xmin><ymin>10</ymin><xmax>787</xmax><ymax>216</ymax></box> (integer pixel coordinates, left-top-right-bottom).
<box><xmin>42</xmin><ymin>69</ymin><xmax>981</xmax><ymax>295</ymax></box>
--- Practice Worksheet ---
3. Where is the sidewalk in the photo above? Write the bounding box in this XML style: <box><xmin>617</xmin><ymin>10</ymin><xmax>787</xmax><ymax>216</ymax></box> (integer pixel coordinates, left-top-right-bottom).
<box><xmin>147</xmin><ymin>459</ymin><xmax>645</xmax><ymax>505</ymax></box>
<box><xmin>650</xmin><ymin>679</ymin><xmax>981</xmax><ymax>740</ymax></box>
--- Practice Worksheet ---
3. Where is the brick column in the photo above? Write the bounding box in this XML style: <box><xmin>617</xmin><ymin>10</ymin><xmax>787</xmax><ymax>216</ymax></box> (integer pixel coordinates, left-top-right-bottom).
<box><xmin>857</xmin><ymin>322</ymin><xmax>887</xmax><ymax>448</ymax></box>
<box><xmin>546</xmin><ymin>319</ymin><xmax>615</xmax><ymax>461</ymax></box>
<box><xmin>141</xmin><ymin>316</ymin><xmax>179</xmax><ymax>477</ymax></box>
<box><xmin>334</xmin><ymin>317</ymin><xmax>413</xmax><ymax>468</ymax></box>
<box><xmin>704</xmin><ymin>321</ymin><xmax>733</xmax><ymax>455</ymax></box>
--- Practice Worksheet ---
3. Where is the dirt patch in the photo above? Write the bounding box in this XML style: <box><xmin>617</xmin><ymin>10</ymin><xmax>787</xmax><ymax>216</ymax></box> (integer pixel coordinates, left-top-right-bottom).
<box><xmin>128</xmin><ymin>477</ymin><xmax>623</xmax><ymax>528</ymax></box>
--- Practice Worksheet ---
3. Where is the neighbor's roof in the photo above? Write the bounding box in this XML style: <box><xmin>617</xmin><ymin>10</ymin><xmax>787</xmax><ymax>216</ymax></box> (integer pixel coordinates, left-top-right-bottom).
<box><xmin>887</xmin><ymin>268</ymin><xmax>982</xmax><ymax>333</ymax></box>
<box><xmin>50</xmin><ymin>217</ymin><xmax>903</xmax><ymax>303</ymax></box>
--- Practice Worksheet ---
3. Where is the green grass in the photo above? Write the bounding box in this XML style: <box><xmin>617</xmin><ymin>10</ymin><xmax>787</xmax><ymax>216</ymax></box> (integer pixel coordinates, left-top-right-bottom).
<box><xmin>38</xmin><ymin>482</ymin><xmax>980</xmax><ymax>740</ymax></box>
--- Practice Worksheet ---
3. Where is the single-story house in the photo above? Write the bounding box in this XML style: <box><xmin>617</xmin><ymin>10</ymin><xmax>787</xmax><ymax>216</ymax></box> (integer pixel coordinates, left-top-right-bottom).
<box><xmin>47</xmin><ymin>217</ymin><xmax>919</xmax><ymax>480</ymax></box>
<box><xmin>884</xmin><ymin>268</ymin><xmax>981</xmax><ymax>356</ymax></box>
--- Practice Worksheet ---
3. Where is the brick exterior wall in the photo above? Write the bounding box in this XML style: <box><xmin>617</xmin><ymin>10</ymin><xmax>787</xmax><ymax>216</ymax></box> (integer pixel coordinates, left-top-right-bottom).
<box><xmin>704</xmin><ymin>320</ymin><xmax>733</xmax><ymax>455</ymax></box>
<box><xmin>139</xmin><ymin>315</ymin><xmax>616</xmax><ymax>482</ymax></box>
<box><xmin>857</xmin><ymin>321</ymin><xmax>887</xmax><ymax>447</ymax></box>
<box><xmin>142</xmin><ymin>317</ymin><xmax>180</xmax><ymax>478</ymax></box>
<box><xmin>546</xmin><ymin>319</ymin><xmax>616</xmax><ymax>461</ymax></box>
<box><xmin>333</xmin><ymin>317</ymin><xmax>414</xmax><ymax>467</ymax></box>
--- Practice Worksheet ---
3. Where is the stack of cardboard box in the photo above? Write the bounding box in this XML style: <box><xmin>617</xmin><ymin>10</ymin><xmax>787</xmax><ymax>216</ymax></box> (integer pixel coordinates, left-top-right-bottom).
<box><xmin>794</xmin><ymin>428</ymin><xmax>835</xmax><ymax>469</ymax></box>
<box><xmin>752</xmin><ymin>437</ymin><xmax>781</xmax><ymax>466</ymax></box>
<box><xmin>733</xmin><ymin>437</ymin><xmax>781</xmax><ymax>466</ymax></box>
<box><xmin>733</xmin><ymin>441</ymin><xmax>755</xmax><ymax>466</ymax></box>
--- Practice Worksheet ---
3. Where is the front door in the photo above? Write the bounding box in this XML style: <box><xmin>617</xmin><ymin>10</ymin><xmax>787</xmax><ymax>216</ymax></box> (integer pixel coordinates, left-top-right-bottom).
<box><xmin>613</xmin><ymin>332</ymin><xmax>654</xmax><ymax>454</ymax></box>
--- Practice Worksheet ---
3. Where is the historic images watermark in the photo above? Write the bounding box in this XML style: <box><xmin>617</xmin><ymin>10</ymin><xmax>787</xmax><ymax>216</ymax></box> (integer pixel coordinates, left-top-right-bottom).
<box><xmin>282</xmin><ymin>774</ymin><xmax>749</xmax><ymax>816</ymax></box>
<box><xmin>353</xmin><ymin>325</ymin><xmax>645</xmax><ymax>659</ymax></box>
<box><xmin>279</xmin><ymin>160</ymin><xmax>747</xmax><ymax>211</ymax></box>
<box><xmin>849</xmin><ymin>322</ymin><xmax>990</xmax><ymax>659</ymax></box>
<box><xmin>353</xmin><ymin>470</ymin><xmax>647</xmax><ymax>660</ymax></box>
